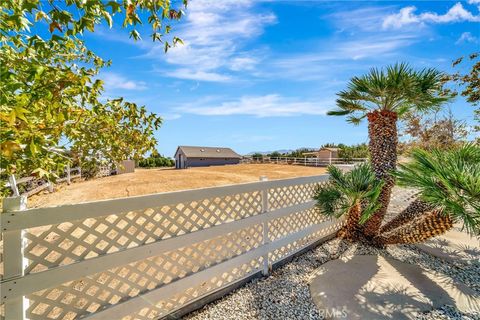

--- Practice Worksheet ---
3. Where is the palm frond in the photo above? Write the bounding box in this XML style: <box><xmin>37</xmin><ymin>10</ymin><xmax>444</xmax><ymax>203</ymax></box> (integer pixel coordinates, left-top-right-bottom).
<box><xmin>313</xmin><ymin>184</ymin><xmax>346</xmax><ymax>218</ymax></box>
<box><xmin>331</xmin><ymin>62</ymin><xmax>452</xmax><ymax>122</ymax></box>
<box><xmin>314</xmin><ymin>163</ymin><xmax>383</xmax><ymax>224</ymax></box>
<box><xmin>346</xmin><ymin>115</ymin><xmax>365</xmax><ymax>125</ymax></box>
<box><xmin>327</xmin><ymin>109</ymin><xmax>351</xmax><ymax>116</ymax></box>
<box><xmin>393</xmin><ymin>143</ymin><xmax>480</xmax><ymax>236</ymax></box>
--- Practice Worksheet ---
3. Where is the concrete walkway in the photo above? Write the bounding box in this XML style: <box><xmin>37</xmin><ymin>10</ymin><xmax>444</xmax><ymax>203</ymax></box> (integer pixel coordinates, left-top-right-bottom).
<box><xmin>415</xmin><ymin>227</ymin><xmax>480</xmax><ymax>264</ymax></box>
<box><xmin>309</xmin><ymin>255</ymin><xmax>480</xmax><ymax>319</ymax></box>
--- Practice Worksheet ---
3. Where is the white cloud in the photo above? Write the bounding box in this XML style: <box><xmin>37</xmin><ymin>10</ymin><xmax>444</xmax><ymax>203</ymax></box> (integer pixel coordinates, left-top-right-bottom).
<box><xmin>262</xmin><ymin>34</ymin><xmax>417</xmax><ymax>81</ymax></box>
<box><xmin>175</xmin><ymin>94</ymin><xmax>330</xmax><ymax>117</ymax></box>
<box><xmin>456</xmin><ymin>31</ymin><xmax>479</xmax><ymax>44</ymax></box>
<box><xmin>383</xmin><ymin>3</ymin><xmax>480</xmax><ymax>29</ymax></box>
<box><xmin>147</xmin><ymin>0</ymin><xmax>276</xmax><ymax>81</ymax></box>
<box><xmin>164</xmin><ymin>68</ymin><xmax>231</xmax><ymax>82</ymax></box>
<box><xmin>468</xmin><ymin>0</ymin><xmax>480</xmax><ymax>11</ymax></box>
<box><xmin>229</xmin><ymin>56</ymin><xmax>259</xmax><ymax>71</ymax></box>
<box><xmin>338</xmin><ymin>35</ymin><xmax>417</xmax><ymax>60</ymax></box>
<box><xmin>329</xmin><ymin>6</ymin><xmax>397</xmax><ymax>32</ymax></box>
<box><xmin>162</xmin><ymin>113</ymin><xmax>182</xmax><ymax>120</ymax></box>
<box><xmin>382</xmin><ymin>6</ymin><xmax>420</xmax><ymax>29</ymax></box>
<box><xmin>101</xmin><ymin>72</ymin><xmax>147</xmax><ymax>90</ymax></box>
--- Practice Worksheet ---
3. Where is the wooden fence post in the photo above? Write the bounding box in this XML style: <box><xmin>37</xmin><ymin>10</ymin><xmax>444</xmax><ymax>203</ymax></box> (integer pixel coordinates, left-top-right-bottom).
<box><xmin>66</xmin><ymin>164</ymin><xmax>71</xmax><ymax>185</ymax></box>
<box><xmin>259</xmin><ymin>176</ymin><xmax>270</xmax><ymax>276</ymax></box>
<box><xmin>8</xmin><ymin>175</ymin><xmax>20</xmax><ymax>197</ymax></box>
<box><xmin>47</xmin><ymin>181</ymin><xmax>54</xmax><ymax>193</ymax></box>
<box><xmin>2</xmin><ymin>196</ymin><xmax>28</xmax><ymax>320</ymax></box>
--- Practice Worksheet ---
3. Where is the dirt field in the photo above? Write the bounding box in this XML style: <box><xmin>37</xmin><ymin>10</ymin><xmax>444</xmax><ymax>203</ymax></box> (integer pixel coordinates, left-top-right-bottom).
<box><xmin>29</xmin><ymin>164</ymin><xmax>327</xmax><ymax>208</ymax></box>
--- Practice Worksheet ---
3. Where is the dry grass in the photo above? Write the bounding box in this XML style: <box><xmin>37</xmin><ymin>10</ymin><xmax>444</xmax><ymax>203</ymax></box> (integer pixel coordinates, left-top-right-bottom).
<box><xmin>29</xmin><ymin>164</ymin><xmax>327</xmax><ymax>208</ymax></box>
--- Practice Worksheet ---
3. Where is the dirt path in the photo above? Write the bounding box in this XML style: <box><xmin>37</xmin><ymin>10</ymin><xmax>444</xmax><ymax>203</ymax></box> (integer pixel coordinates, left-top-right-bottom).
<box><xmin>29</xmin><ymin>164</ymin><xmax>327</xmax><ymax>208</ymax></box>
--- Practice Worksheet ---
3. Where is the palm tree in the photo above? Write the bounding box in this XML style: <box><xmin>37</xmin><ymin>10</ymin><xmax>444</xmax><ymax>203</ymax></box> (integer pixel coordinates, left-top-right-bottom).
<box><xmin>315</xmin><ymin>145</ymin><xmax>479</xmax><ymax>246</ymax></box>
<box><xmin>376</xmin><ymin>144</ymin><xmax>480</xmax><ymax>244</ymax></box>
<box><xmin>328</xmin><ymin>63</ymin><xmax>449</xmax><ymax>238</ymax></box>
<box><xmin>313</xmin><ymin>164</ymin><xmax>383</xmax><ymax>241</ymax></box>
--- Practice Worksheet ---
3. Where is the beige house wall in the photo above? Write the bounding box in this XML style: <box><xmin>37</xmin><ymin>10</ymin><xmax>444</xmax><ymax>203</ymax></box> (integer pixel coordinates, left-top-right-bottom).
<box><xmin>316</xmin><ymin>149</ymin><xmax>338</xmax><ymax>159</ymax></box>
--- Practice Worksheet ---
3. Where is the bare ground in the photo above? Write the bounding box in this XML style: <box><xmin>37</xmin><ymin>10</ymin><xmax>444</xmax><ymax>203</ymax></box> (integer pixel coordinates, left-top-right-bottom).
<box><xmin>28</xmin><ymin>164</ymin><xmax>327</xmax><ymax>208</ymax></box>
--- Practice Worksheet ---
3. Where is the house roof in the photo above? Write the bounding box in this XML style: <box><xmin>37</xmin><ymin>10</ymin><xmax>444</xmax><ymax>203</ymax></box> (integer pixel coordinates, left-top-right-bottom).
<box><xmin>176</xmin><ymin>146</ymin><xmax>242</xmax><ymax>159</ymax></box>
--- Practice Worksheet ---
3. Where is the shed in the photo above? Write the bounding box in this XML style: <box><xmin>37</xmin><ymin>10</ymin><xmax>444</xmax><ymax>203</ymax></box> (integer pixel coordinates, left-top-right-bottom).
<box><xmin>303</xmin><ymin>147</ymin><xmax>339</xmax><ymax>162</ymax></box>
<box><xmin>117</xmin><ymin>160</ymin><xmax>135</xmax><ymax>174</ymax></box>
<box><xmin>174</xmin><ymin>146</ymin><xmax>242</xmax><ymax>169</ymax></box>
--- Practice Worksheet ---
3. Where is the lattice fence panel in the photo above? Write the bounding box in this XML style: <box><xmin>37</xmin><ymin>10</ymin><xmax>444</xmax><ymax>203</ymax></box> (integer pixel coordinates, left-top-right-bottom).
<box><xmin>382</xmin><ymin>187</ymin><xmax>419</xmax><ymax>225</ymax></box>
<box><xmin>123</xmin><ymin>257</ymin><xmax>263</xmax><ymax>320</ymax></box>
<box><xmin>268</xmin><ymin>207</ymin><xmax>326</xmax><ymax>242</ymax></box>
<box><xmin>23</xmin><ymin>191</ymin><xmax>263</xmax><ymax>274</ymax></box>
<box><xmin>270</xmin><ymin>219</ymin><xmax>344</xmax><ymax>264</ymax></box>
<box><xmin>95</xmin><ymin>165</ymin><xmax>112</xmax><ymax>178</ymax></box>
<box><xmin>26</xmin><ymin>224</ymin><xmax>264</xmax><ymax>320</ymax></box>
<box><xmin>268</xmin><ymin>181</ymin><xmax>324</xmax><ymax>210</ymax></box>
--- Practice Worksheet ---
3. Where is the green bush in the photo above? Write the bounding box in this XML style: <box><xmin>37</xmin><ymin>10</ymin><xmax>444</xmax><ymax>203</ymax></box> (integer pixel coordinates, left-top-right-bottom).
<box><xmin>338</xmin><ymin>144</ymin><xmax>369</xmax><ymax>161</ymax></box>
<box><xmin>139</xmin><ymin>155</ymin><xmax>174</xmax><ymax>168</ymax></box>
<box><xmin>251</xmin><ymin>153</ymin><xmax>264</xmax><ymax>160</ymax></box>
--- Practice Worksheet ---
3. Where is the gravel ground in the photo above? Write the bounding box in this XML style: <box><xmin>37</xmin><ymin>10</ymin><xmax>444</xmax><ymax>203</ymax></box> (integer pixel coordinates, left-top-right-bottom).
<box><xmin>185</xmin><ymin>238</ymin><xmax>480</xmax><ymax>320</ymax></box>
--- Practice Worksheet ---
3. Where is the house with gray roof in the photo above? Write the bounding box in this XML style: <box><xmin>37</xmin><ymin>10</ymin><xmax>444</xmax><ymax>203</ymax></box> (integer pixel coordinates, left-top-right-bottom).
<box><xmin>174</xmin><ymin>146</ymin><xmax>242</xmax><ymax>169</ymax></box>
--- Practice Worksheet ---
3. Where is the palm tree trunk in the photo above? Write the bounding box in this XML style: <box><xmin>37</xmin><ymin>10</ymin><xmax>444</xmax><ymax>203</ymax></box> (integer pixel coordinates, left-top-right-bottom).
<box><xmin>362</xmin><ymin>110</ymin><xmax>398</xmax><ymax>238</ymax></box>
<box><xmin>338</xmin><ymin>200</ymin><xmax>361</xmax><ymax>240</ymax></box>
<box><xmin>379</xmin><ymin>199</ymin><xmax>432</xmax><ymax>234</ymax></box>
<box><xmin>375</xmin><ymin>210</ymin><xmax>453</xmax><ymax>245</ymax></box>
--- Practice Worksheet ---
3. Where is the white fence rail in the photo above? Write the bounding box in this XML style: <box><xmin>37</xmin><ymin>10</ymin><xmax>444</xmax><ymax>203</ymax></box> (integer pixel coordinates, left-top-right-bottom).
<box><xmin>0</xmin><ymin>174</ymin><xmax>343</xmax><ymax>320</ymax></box>
<box><xmin>4</xmin><ymin>167</ymin><xmax>82</xmax><ymax>198</ymax></box>
<box><xmin>241</xmin><ymin>156</ymin><xmax>367</xmax><ymax>166</ymax></box>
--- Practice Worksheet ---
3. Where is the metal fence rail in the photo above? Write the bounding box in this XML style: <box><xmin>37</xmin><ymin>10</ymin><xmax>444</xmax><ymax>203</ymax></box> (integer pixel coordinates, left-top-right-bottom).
<box><xmin>0</xmin><ymin>174</ymin><xmax>343</xmax><ymax>320</ymax></box>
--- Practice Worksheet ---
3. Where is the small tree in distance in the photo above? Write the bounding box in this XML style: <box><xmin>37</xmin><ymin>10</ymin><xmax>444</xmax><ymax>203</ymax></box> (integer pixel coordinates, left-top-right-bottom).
<box><xmin>446</xmin><ymin>52</ymin><xmax>479</xmax><ymax>142</ymax></box>
<box><xmin>251</xmin><ymin>153</ymin><xmax>264</xmax><ymax>160</ymax></box>
<box><xmin>268</xmin><ymin>151</ymin><xmax>282</xmax><ymax>158</ymax></box>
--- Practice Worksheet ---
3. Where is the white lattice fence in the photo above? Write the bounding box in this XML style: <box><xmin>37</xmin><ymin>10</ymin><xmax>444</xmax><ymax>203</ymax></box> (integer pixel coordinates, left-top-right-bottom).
<box><xmin>0</xmin><ymin>175</ymin><xmax>344</xmax><ymax>320</ymax></box>
<box><xmin>382</xmin><ymin>187</ymin><xmax>419</xmax><ymax>225</ymax></box>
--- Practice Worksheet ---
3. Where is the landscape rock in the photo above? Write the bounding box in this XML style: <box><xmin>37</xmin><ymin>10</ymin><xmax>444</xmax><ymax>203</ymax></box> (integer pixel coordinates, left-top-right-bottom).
<box><xmin>309</xmin><ymin>255</ymin><xmax>480</xmax><ymax>319</ymax></box>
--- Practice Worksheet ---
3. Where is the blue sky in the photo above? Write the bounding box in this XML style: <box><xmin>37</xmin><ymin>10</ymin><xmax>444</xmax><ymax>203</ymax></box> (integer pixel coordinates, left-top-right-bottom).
<box><xmin>85</xmin><ymin>0</ymin><xmax>480</xmax><ymax>156</ymax></box>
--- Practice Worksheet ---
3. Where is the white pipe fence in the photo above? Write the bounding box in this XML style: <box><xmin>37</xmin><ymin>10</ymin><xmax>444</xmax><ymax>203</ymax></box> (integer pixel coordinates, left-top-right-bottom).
<box><xmin>241</xmin><ymin>156</ymin><xmax>367</xmax><ymax>166</ymax></box>
<box><xmin>0</xmin><ymin>174</ymin><xmax>343</xmax><ymax>320</ymax></box>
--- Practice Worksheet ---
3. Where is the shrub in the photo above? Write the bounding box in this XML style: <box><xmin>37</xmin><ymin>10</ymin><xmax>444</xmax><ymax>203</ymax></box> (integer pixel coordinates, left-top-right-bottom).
<box><xmin>139</xmin><ymin>155</ymin><xmax>174</xmax><ymax>168</ymax></box>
